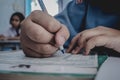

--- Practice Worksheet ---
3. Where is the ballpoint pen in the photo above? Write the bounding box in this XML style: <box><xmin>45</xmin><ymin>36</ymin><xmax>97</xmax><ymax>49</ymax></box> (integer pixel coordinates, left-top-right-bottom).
<box><xmin>38</xmin><ymin>0</ymin><xmax>48</xmax><ymax>13</ymax></box>
<box><xmin>38</xmin><ymin>0</ymin><xmax>64</xmax><ymax>54</ymax></box>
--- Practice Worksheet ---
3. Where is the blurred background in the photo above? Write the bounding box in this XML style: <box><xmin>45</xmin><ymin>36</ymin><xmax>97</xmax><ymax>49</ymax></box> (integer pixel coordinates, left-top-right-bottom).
<box><xmin>0</xmin><ymin>0</ymin><xmax>72</xmax><ymax>51</ymax></box>
<box><xmin>0</xmin><ymin>0</ymin><xmax>72</xmax><ymax>34</ymax></box>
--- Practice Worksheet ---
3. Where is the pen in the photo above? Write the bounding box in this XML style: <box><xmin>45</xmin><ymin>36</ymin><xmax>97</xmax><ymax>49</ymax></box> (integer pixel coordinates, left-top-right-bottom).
<box><xmin>59</xmin><ymin>46</ymin><xmax>65</xmax><ymax>54</ymax></box>
<box><xmin>38</xmin><ymin>0</ymin><xmax>65</xmax><ymax>54</ymax></box>
<box><xmin>38</xmin><ymin>0</ymin><xmax>48</xmax><ymax>13</ymax></box>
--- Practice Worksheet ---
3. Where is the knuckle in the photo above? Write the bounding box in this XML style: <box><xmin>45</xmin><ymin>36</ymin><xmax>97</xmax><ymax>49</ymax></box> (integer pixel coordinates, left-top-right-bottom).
<box><xmin>96</xmin><ymin>26</ymin><xmax>105</xmax><ymax>30</ymax></box>
<box><xmin>93</xmin><ymin>37</ymin><xmax>102</xmax><ymax>43</ymax></box>
<box><xmin>47</xmin><ymin>19</ymin><xmax>60</xmax><ymax>32</ymax></box>
<box><xmin>47</xmin><ymin>20</ymin><xmax>54</xmax><ymax>29</ymax></box>
<box><xmin>31</xmin><ymin>10</ymin><xmax>41</xmax><ymax>16</ymax></box>
<box><xmin>80</xmin><ymin>33</ymin><xmax>86</xmax><ymax>38</ymax></box>
<box><xmin>47</xmin><ymin>20</ymin><xmax>59</xmax><ymax>32</ymax></box>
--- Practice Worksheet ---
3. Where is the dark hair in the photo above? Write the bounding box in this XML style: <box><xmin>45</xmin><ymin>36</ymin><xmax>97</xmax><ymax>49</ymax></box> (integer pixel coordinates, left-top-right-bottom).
<box><xmin>9</xmin><ymin>12</ymin><xmax>25</xmax><ymax>24</ymax></box>
<box><xmin>9</xmin><ymin>12</ymin><xmax>25</xmax><ymax>36</ymax></box>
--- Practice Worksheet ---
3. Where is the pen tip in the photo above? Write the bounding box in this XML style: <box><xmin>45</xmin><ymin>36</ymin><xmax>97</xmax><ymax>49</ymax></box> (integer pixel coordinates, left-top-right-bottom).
<box><xmin>59</xmin><ymin>46</ymin><xmax>64</xmax><ymax>54</ymax></box>
<box><xmin>61</xmin><ymin>50</ymin><xmax>64</xmax><ymax>54</ymax></box>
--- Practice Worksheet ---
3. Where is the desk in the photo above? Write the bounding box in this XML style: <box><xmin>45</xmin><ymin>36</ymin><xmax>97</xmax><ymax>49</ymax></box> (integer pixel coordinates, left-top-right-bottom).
<box><xmin>0</xmin><ymin>40</ymin><xmax>21</xmax><ymax>51</ymax></box>
<box><xmin>0</xmin><ymin>50</ymin><xmax>107</xmax><ymax>80</ymax></box>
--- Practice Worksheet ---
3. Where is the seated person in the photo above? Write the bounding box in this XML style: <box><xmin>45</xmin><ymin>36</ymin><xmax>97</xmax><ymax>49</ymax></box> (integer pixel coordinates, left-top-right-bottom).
<box><xmin>20</xmin><ymin>0</ymin><xmax>120</xmax><ymax>57</ymax></box>
<box><xmin>0</xmin><ymin>12</ymin><xmax>25</xmax><ymax>40</ymax></box>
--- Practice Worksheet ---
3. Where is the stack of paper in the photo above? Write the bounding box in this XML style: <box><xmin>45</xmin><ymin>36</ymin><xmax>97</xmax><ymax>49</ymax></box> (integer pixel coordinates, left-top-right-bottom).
<box><xmin>0</xmin><ymin>50</ymin><xmax>98</xmax><ymax>75</ymax></box>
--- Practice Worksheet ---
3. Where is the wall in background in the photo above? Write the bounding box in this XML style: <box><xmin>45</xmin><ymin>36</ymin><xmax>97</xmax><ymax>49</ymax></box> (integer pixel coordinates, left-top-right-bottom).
<box><xmin>0</xmin><ymin>0</ymin><xmax>72</xmax><ymax>34</ymax></box>
<box><xmin>0</xmin><ymin>0</ymin><xmax>25</xmax><ymax>34</ymax></box>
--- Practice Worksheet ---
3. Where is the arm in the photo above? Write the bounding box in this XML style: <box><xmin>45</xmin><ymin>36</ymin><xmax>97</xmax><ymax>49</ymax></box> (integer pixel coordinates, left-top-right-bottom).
<box><xmin>54</xmin><ymin>0</ymin><xmax>86</xmax><ymax>47</ymax></box>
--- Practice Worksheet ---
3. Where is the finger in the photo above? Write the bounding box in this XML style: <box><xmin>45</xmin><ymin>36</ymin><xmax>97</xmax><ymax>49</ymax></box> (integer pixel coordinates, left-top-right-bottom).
<box><xmin>22</xmin><ymin>46</ymin><xmax>42</xmax><ymax>58</ymax></box>
<box><xmin>22</xmin><ymin>46</ymin><xmax>52</xmax><ymax>58</ymax></box>
<box><xmin>71</xmin><ymin>46</ymin><xmax>82</xmax><ymax>54</ymax></box>
<box><xmin>66</xmin><ymin>27</ymin><xmax>105</xmax><ymax>53</ymax></box>
<box><xmin>20</xmin><ymin>28</ymin><xmax>58</xmax><ymax>55</ymax></box>
<box><xmin>70</xmin><ymin>37</ymin><xmax>85</xmax><ymax>54</ymax></box>
<box><xmin>21</xmin><ymin>32</ymin><xmax>58</xmax><ymax>55</ymax></box>
<box><xmin>78</xmin><ymin>28</ymin><xmax>106</xmax><ymax>48</ymax></box>
<box><xmin>21</xmin><ymin>18</ymin><xmax>54</xmax><ymax>43</ymax></box>
<box><xmin>71</xmin><ymin>37</ymin><xmax>86</xmax><ymax>54</ymax></box>
<box><xmin>84</xmin><ymin>35</ymin><xmax>108</xmax><ymax>55</ymax></box>
<box><xmin>55</xmin><ymin>24</ymin><xmax>70</xmax><ymax>47</ymax></box>
<box><xmin>29</xmin><ymin>10</ymin><xmax>62</xmax><ymax>33</ymax></box>
<box><xmin>66</xmin><ymin>33</ymin><xmax>80</xmax><ymax>53</ymax></box>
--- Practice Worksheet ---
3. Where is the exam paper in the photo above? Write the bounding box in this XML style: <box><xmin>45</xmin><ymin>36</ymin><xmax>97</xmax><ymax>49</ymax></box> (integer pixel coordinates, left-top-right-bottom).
<box><xmin>0</xmin><ymin>50</ymin><xmax>98</xmax><ymax>67</ymax></box>
<box><xmin>0</xmin><ymin>50</ymin><xmax>98</xmax><ymax>75</ymax></box>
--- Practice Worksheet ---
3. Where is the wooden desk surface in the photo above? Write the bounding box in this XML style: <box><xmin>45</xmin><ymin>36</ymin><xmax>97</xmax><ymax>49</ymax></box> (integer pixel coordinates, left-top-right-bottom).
<box><xmin>0</xmin><ymin>40</ymin><xmax>21</xmax><ymax>51</ymax></box>
<box><xmin>0</xmin><ymin>40</ymin><xmax>20</xmax><ymax>43</ymax></box>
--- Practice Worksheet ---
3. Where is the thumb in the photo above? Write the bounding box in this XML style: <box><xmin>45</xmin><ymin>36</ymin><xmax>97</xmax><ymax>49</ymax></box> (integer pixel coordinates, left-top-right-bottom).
<box><xmin>55</xmin><ymin>24</ymin><xmax>70</xmax><ymax>47</ymax></box>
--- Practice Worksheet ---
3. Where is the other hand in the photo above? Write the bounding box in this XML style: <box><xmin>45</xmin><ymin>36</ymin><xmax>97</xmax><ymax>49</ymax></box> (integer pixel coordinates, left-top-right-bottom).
<box><xmin>67</xmin><ymin>26</ymin><xmax>120</xmax><ymax>55</ymax></box>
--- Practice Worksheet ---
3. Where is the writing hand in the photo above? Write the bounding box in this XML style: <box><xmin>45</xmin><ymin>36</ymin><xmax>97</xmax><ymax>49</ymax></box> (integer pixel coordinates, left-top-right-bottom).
<box><xmin>20</xmin><ymin>10</ymin><xmax>69</xmax><ymax>58</ymax></box>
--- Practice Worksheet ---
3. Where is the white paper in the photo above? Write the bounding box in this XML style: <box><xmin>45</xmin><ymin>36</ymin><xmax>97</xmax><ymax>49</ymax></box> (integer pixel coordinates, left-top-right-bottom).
<box><xmin>95</xmin><ymin>57</ymin><xmax>120</xmax><ymax>80</ymax></box>
<box><xmin>0</xmin><ymin>50</ymin><xmax>98</xmax><ymax>75</ymax></box>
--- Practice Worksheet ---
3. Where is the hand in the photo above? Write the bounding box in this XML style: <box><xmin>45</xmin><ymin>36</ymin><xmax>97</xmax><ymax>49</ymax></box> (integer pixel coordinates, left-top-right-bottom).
<box><xmin>67</xmin><ymin>26</ymin><xmax>120</xmax><ymax>55</ymax></box>
<box><xmin>20</xmin><ymin>10</ymin><xmax>69</xmax><ymax>58</ymax></box>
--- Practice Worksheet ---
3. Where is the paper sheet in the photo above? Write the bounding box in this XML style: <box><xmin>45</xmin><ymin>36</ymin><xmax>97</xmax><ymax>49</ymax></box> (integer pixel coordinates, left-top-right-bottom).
<box><xmin>0</xmin><ymin>50</ymin><xmax>98</xmax><ymax>75</ymax></box>
<box><xmin>95</xmin><ymin>57</ymin><xmax>120</xmax><ymax>80</ymax></box>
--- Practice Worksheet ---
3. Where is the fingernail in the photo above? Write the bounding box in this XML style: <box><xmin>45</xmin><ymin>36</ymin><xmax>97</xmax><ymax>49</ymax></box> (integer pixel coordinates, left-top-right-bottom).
<box><xmin>72</xmin><ymin>50</ymin><xmax>77</xmax><ymax>54</ymax></box>
<box><xmin>72</xmin><ymin>47</ymin><xmax>79</xmax><ymax>54</ymax></box>
<box><xmin>84</xmin><ymin>50</ymin><xmax>89</xmax><ymax>55</ymax></box>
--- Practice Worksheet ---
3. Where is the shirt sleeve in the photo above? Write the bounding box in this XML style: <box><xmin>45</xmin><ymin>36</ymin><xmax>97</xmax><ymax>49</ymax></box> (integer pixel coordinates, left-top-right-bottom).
<box><xmin>54</xmin><ymin>0</ymin><xmax>120</xmax><ymax>48</ymax></box>
<box><xmin>54</xmin><ymin>0</ymin><xmax>86</xmax><ymax>47</ymax></box>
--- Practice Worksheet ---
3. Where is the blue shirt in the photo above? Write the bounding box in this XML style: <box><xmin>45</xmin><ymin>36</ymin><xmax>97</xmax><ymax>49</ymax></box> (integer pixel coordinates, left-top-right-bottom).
<box><xmin>55</xmin><ymin>0</ymin><xmax>120</xmax><ymax>48</ymax></box>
